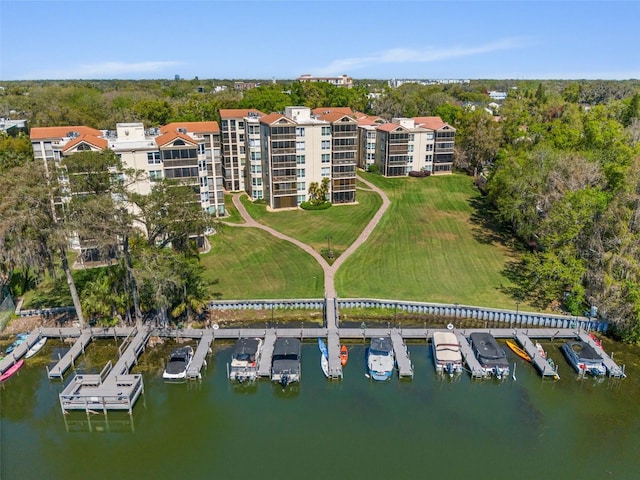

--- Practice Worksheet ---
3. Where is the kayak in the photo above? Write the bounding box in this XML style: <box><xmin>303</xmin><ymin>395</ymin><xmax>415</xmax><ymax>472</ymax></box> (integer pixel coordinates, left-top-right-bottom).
<box><xmin>25</xmin><ymin>337</ymin><xmax>48</xmax><ymax>359</ymax></box>
<box><xmin>340</xmin><ymin>345</ymin><xmax>348</xmax><ymax>366</ymax></box>
<box><xmin>506</xmin><ymin>340</ymin><xmax>532</xmax><ymax>362</ymax></box>
<box><xmin>0</xmin><ymin>359</ymin><xmax>24</xmax><ymax>382</ymax></box>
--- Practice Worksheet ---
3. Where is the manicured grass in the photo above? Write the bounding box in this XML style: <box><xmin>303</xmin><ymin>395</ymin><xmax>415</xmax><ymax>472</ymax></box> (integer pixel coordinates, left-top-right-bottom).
<box><xmin>222</xmin><ymin>194</ymin><xmax>244</xmax><ymax>224</ymax></box>
<box><xmin>241</xmin><ymin>188</ymin><xmax>381</xmax><ymax>257</ymax></box>
<box><xmin>201</xmin><ymin>224</ymin><xmax>324</xmax><ymax>299</ymax></box>
<box><xmin>334</xmin><ymin>173</ymin><xmax>519</xmax><ymax>309</ymax></box>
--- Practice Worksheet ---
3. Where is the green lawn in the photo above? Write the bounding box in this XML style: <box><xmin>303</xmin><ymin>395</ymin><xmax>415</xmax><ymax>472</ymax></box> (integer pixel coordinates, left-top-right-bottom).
<box><xmin>222</xmin><ymin>194</ymin><xmax>244</xmax><ymax>224</ymax></box>
<box><xmin>241</xmin><ymin>188</ymin><xmax>381</xmax><ymax>257</ymax></box>
<box><xmin>201</xmin><ymin>224</ymin><xmax>324</xmax><ymax>299</ymax></box>
<box><xmin>334</xmin><ymin>173</ymin><xmax>519</xmax><ymax>309</ymax></box>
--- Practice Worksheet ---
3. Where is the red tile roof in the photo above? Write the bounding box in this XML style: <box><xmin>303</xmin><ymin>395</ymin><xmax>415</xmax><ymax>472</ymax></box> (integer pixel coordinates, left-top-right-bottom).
<box><xmin>311</xmin><ymin>107</ymin><xmax>353</xmax><ymax>116</ymax></box>
<box><xmin>30</xmin><ymin>126</ymin><xmax>103</xmax><ymax>140</ymax></box>
<box><xmin>317</xmin><ymin>112</ymin><xmax>356</xmax><ymax>123</ymax></box>
<box><xmin>61</xmin><ymin>134</ymin><xmax>108</xmax><ymax>152</ymax></box>
<box><xmin>259</xmin><ymin>113</ymin><xmax>289</xmax><ymax>125</ymax></box>
<box><xmin>219</xmin><ymin>109</ymin><xmax>265</xmax><ymax>119</ymax></box>
<box><xmin>413</xmin><ymin>116</ymin><xmax>448</xmax><ymax>131</ymax></box>
<box><xmin>376</xmin><ymin>123</ymin><xmax>404</xmax><ymax>132</ymax></box>
<box><xmin>160</xmin><ymin>122</ymin><xmax>219</xmax><ymax>134</ymax></box>
<box><xmin>155</xmin><ymin>131</ymin><xmax>198</xmax><ymax>147</ymax></box>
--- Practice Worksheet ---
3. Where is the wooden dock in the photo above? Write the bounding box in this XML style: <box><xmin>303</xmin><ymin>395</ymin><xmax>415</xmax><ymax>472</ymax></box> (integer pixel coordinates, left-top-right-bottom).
<box><xmin>186</xmin><ymin>330</ymin><xmax>214</xmax><ymax>380</ymax></box>
<box><xmin>257</xmin><ymin>330</ymin><xmax>277</xmax><ymax>377</ymax></box>
<box><xmin>454</xmin><ymin>331</ymin><xmax>485</xmax><ymax>378</ymax></box>
<box><xmin>325</xmin><ymin>297</ymin><xmax>343</xmax><ymax>379</ymax></box>
<box><xmin>514</xmin><ymin>332</ymin><xmax>559</xmax><ymax>379</ymax></box>
<box><xmin>578</xmin><ymin>332</ymin><xmax>626</xmax><ymax>378</ymax></box>
<box><xmin>0</xmin><ymin>330</ymin><xmax>43</xmax><ymax>375</ymax></box>
<box><xmin>390</xmin><ymin>330</ymin><xmax>413</xmax><ymax>378</ymax></box>
<box><xmin>47</xmin><ymin>330</ymin><xmax>93</xmax><ymax>379</ymax></box>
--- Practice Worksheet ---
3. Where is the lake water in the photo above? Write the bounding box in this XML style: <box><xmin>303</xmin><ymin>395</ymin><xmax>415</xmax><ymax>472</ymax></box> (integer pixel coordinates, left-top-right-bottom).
<box><xmin>2</xmin><ymin>338</ymin><xmax>640</xmax><ymax>479</ymax></box>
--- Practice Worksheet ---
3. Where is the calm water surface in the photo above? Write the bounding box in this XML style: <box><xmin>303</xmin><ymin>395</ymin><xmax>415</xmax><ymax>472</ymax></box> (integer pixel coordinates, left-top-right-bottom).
<box><xmin>2</xmin><ymin>338</ymin><xmax>640</xmax><ymax>479</ymax></box>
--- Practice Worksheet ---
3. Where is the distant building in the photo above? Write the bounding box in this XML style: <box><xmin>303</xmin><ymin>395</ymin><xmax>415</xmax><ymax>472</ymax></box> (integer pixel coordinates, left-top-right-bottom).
<box><xmin>297</xmin><ymin>74</ymin><xmax>353</xmax><ymax>88</ymax></box>
<box><xmin>234</xmin><ymin>81</ymin><xmax>260</xmax><ymax>91</ymax></box>
<box><xmin>388</xmin><ymin>79</ymin><xmax>470</xmax><ymax>88</ymax></box>
<box><xmin>488</xmin><ymin>91</ymin><xmax>508</xmax><ymax>101</ymax></box>
<box><xmin>0</xmin><ymin>117</ymin><xmax>27</xmax><ymax>136</ymax></box>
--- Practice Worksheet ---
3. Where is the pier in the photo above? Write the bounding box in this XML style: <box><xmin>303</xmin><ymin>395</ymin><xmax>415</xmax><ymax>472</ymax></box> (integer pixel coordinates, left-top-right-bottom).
<box><xmin>257</xmin><ymin>330</ymin><xmax>277</xmax><ymax>377</ymax></box>
<box><xmin>578</xmin><ymin>332</ymin><xmax>626</xmax><ymax>378</ymax></box>
<box><xmin>186</xmin><ymin>329</ymin><xmax>214</xmax><ymax>380</ymax></box>
<box><xmin>514</xmin><ymin>332</ymin><xmax>559</xmax><ymax>379</ymax></box>
<box><xmin>47</xmin><ymin>329</ymin><xmax>92</xmax><ymax>379</ymax></box>
<box><xmin>454</xmin><ymin>331</ymin><xmax>485</xmax><ymax>378</ymax></box>
<box><xmin>390</xmin><ymin>330</ymin><xmax>414</xmax><ymax>378</ymax></box>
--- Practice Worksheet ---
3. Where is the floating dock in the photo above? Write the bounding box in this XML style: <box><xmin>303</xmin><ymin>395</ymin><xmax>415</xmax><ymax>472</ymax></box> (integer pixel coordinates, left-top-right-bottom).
<box><xmin>47</xmin><ymin>330</ymin><xmax>93</xmax><ymax>379</ymax></box>
<box><xmin>187</xmin><ymin>330</ymin><xmax>214</xmax><ymax>380</ymax></box>
<box><xmin>454</xmin><ymin>331</ymin><xmax>485</xmax><ymax>378</ymax></box>
<box><xmin>390</xmin><ymin>330</ymin><xmax>413</xmax><ymax>378</ymax></box>
<box><xmin>514</xmin><ymin>332</ymin><xmax>559</xmax><ymax>379</ymax></box>
<box><xmin>257</xmin><ymin>330</ymin><xmax>277</xmax><ymax>377</ymax></box>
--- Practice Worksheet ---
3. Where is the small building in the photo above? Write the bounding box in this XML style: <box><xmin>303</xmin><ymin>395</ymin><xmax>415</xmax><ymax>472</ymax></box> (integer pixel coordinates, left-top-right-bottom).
<box><xmin>297</xmin><ymin>74</ymin><xmax>353</xmax><ymax>88</ymax></box>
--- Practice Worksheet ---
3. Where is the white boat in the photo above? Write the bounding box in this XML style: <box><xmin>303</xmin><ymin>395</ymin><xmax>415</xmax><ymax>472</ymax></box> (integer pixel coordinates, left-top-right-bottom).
<box><xmin>318</xmin><ymin>338</ymin><xmax>329</xmax><ymax>377</ymax></box>
<box><xmin>162</xmin><ymin>346</ymin><xmax>194</xmax><ymax>380</ymax></box>
<box><xmin>535</xmin><ymin>342</ymin><xmax>547</xmax><ymax>359</ymax></box>
<box><xmin>25</xmin><ymin>337</ymin><xmax>47</xmax><ymax>359</ymax></box>
<box><xmin>561</xmin><ymin>340</ymin><xmax>606</xmax><ymax>377</ymax></box>
<box><xmin>432</xmin><ymin>331</ymin><xmax>463</xmax><ymax>376</ymax></box>
<box><xmin>367</xmin><ymin>337</ymin><xmax>395</xmax><ymax>381</ymax></box>
<box><xmin>229</xmin><ymin>338</ymin><xmax>263</xmax><ymax>382</ymax></box>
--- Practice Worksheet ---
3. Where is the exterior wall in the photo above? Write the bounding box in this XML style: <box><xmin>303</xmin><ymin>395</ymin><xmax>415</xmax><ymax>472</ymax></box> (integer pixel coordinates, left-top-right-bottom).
<box><xmin>433</xmin><ymin>125</ymin><xmax>455</xmax><ymax>175</ymax></box>
<box><xmin>357</xmin><ymin>125</ymin><xmax>377</xmax><ymax>170</ymax></box>
<box><xmin>220</xmin><ymin>116</ymin><xmax>246</xmax><ymax>191</ymax></box>
<box><xmin>330</xmin><ymin>117</ymin><xmax>357</xmax><ymax>203</ymax></box>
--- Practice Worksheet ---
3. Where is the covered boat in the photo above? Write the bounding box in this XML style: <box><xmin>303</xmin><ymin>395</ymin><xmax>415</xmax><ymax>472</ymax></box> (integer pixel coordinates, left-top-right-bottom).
<box><xmin>469</xmin><ymin>332</ymin><xmax>510</xmax><ymax>379</ymax></box>
<box><xmin>229</xmin><ymin>338</ymin><xmax>263</xmax><ymax>382</ymax></box>
<box><xmin>432</xmin><ymin>331</ymin><xmax>463</xmax><ymax>376</ymax></box>
<box><xmin>561</xmin><ymin>340</ymin><xmax>606</xmax><ymax>376</ymax></box>
<box><xmin>162</xmin><ymin>346</ymin><xmax>194</xmax><ymax>380</ymax></box>
<box><xmin>367</xmin><ymin>337</ymin><xmax>395</xmax><ymax>381</ymax></box>
<box><xmin>271</xmin><ymin>338</ymin><xmax>301</xmax><ymax>387</ymax></box>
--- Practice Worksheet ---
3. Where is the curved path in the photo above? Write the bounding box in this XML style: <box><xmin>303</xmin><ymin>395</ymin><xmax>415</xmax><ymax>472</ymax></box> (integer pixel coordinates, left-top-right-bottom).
<box><xmin>225</xmin><ymin>175</ymin><xmax>390</xmax><ymax>298</ymax></box>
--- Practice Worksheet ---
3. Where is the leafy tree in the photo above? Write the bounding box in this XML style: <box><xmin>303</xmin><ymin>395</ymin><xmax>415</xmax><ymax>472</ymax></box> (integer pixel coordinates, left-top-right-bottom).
<box><xmin>0</xmin><ymin>133</ymin><xmax>33</xmax><ymax>173</ymax></box>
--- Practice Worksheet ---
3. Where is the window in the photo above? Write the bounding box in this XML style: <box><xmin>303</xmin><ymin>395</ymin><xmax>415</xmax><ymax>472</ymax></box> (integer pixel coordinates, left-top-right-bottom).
<box><xmin>252</xmin><ymin>177</ymin><xmax>262</xmax><ymax>187</ymax></box>
<box><xmin>425</xmin><ymin>154</ymin><xmax>433</xmax><ymax>162</ymax></box>
<box><xmin>149</xmin><ymin>170</ymin><xmax>163</xmax><ymax>182</ymax></box>
<box><xmin>147</xmin><ymin>151</ymin><xmax>161</xmax><ymax>164</ymax></box>
<box><xmin>297</xmin><ymin>194</ymin><xmax>306</xmax><ymax>204</ymax></box>
<box><xmin>200</xmin><ymin>177</ymin><xmax>208</xmax><ymax>187</ymax></box>
<box><xmin>408</xmin><ymin>145</ymin><xmax>414</xmax><ymax>152</ymax></box>
<box><xmin>238</xmin><ymin>121</ymin><xmax>244</xmax><ymax>129</ymax></box>
<box><xmin>321</xmin><ymin>140</ymin><xmax>331</xmax><ymax>150</ymax></box>
<box><xmin>426</xmin><ymin>144</ymin><xmax>433</xmax><ymax>151</ymax></box>
<box><xmin>322</xmin><ymin>126</ymin><xmax>331</xmax><ymax>136</ymax></box>
<box><xmin>254</xmin><ymin>190</ymin><xmax>263</xmax><ymax>200</ymax></box>
<box><xmin>321</xmin><ymin>154</ymin><xmax>330</xmax><ymax>163</ymax></box>
<box><xmin>321</xmin><ymin>167</ymin><xmax>330</xmax><ymax>177</ymax></box>
<box><xmin>296</xmin><ymin>127</ymin><xmax>305</xmax><ymax>137</ymax></box>
<box><xmin>250</xmin><ymin>164</ymin><xmax>262</xmax><ymax>174</ymax></box>
<box><xmin>426</xmin><ymin>132</ymin><xmax>434</xmax><ymax>140</ymax></box>
<box><xmin>221</xmin><ymin>120</ymin><xmax>228</xmax><ymax>129</ymax></box>
<box><xmin>297</xmin><ymin>168</ymin><xmax>305</xmax><ymax>178</ymax></box>
<box><xmin>297</xmin><ymin>181</ymin><xmax>306</xmax><ymax>191</ymax></box>
<box><xmin>409</xmin><ymin>134</ymin><xmax>415</xmax><ymax>141</ymax></box>
<box><xmin>296</xmin><ymin>141</ymin><xmax>305</xmax><ymax>151</ymax></box>
<box><xmin>296</xmin><ymin>155</ymin><xmax>305</xmax><ymax>164</ymax></box>
<box><xmin>367</xmin><ymin>131</ymin><xmax>376</xmax><ymax>139</ymax></box>
<box><xmin>250</xmin><ymin>151</ymin><xmax>261</xmax><ymax>161</ymax></box>
<box><xmin>366</xmin><ymin>142</ymin><xmax>376</xmax><ymax>150</ymax></box>
<box><xmin>198</xmin><ymin>144</ymin><xmax>206</xmax><ymax>155</ymax></box>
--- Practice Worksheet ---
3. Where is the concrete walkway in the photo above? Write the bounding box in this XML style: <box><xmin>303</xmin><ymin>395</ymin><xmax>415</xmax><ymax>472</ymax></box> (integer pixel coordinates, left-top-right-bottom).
<box><xmin>225</xmin><ymin>174</ymin><xmax>390</xmax><ymax>298</ymax></box>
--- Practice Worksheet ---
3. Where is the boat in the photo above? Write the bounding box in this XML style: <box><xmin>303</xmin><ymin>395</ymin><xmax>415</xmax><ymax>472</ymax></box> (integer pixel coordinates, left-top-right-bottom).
<box><xmin>340</xmin><ymin>345</ymin><xmax>348</xmax><ymax>366</ymax></box>
<box><xmin>367</xmin><ymin>337</ymin><xmax>395</xmax><ymax>381</ymax></box>
<box><xmin>432</xmin><ymin>331</ymin><xmax>463</xmax><ymax>376</ymax></box>
<box><xmin>506</xmin><ymin>340</ymin><xmax>532</xmax><ymax>362</ymax></box>
<box><xmin>0</xmin><ymin>359</ymin><xmax>24</xmax><ymax>382</ymax></box>
<box><xmin>469</xmin><ymin>332</ymin><xmax>510</xmax><ymax>379</ymax></box>
<box><xmin>25</xmin><ymin>337</ymin><xmax>48</xmax><ymax>359</ymax></box>
<box><xmin>4</xmin><ymin>333</ymin><xmax>29</xmax><ymax>355</ymax></box>
<box><xmin>228</xmin><ymin>338</ymin><xmax>263</xmax><ymax>382</ymax></box>
<box><xmin>561</xmin><ymin>340</ymin><xmax>606</xmax><ymax>377</ymax></box>
<box><xmin>271</xmin><ymin>338</ymin><xmax>301</xmax><ymax>387</ymax></box>
<box><xmin>318</xmin><ymin>338</ymin><xmax>329</xmax><ymax>377</ymax></box>
<box><xmin>162</xmin><ymin>346</ymin><xmax>194</xmax><ymax>380</ymax></box>
<box><xmin>589</xmin><ymin>332</ymin><xmax>602</xmax><ymax>348</ymax></box>
<box><xmin>535</xmin><ymin>342</ymin><xmax>547</xmax><ymax>359</ymax></box>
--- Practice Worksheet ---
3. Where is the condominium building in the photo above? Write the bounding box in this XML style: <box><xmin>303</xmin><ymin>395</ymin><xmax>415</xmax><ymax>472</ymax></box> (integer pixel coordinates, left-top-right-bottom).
<box><xmin>315</xmin><ymin>110</ymin><xmax>358</xmax><ymax>204</ymax></box>
<box><xmin>219</xmin><ymin>109</ymin><xmax>265</xmax><ymax>193</ymax></box>
<box><xmin>30</xmin><ymin>121</ymin><xmax>225</xmax><ymax>216</ymax></box>
<box><xmin>297</xmin><ymin>74</ymin><xmax>353</xmax><ymax>88</ymax></box>
<box><xmin>374</xmin><ymin>116</ymin><xmax>455</xmax><ymax>176</ymax></box>
<box><xmin>259</xmin><ymin>106</ymin><xmax>334</xmax><ymax>209</ymax></box>
<box><xmin>355</xmin><ymin>113</ymin><xmax>386</xmax><ymax>170</ymax></box>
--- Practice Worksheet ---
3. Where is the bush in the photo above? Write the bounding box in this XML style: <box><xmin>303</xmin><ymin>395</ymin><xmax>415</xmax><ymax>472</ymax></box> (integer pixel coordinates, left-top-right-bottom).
<box><xmin>367</xmin><ymin>164</ymin><xmax>378</xmax><ymax>173</ymax></box>
<box><xmin>300</xmin><ymin>201</ymin><xmax>332</xmax><ymax>210</ymax></box>
<box><xmin>408</xmin><ymin>170</ymin><xmax>429</xmax><ymax>178</ymax></box>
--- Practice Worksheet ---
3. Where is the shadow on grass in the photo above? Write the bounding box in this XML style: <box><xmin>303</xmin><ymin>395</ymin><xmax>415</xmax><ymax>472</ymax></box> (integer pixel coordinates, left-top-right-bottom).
<box><xmin>499</xmin><ymin>259</ymin><xmax>550</xmax><ymax>311</ymax></box>
<box><xmin>467</xmin><ymin>193</ymin><xmax>512</xmax><ymax>246</ymax></box>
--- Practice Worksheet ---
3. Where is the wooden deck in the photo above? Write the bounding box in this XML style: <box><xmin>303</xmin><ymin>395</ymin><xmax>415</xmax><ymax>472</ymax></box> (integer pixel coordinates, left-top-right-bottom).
<box><xmin>454</xmin><ymin>331</ymin><xmax>485</xmax><ymax>378</ymax></box>
<box><xmin>0</xmin><ymin>329</ymin><xmax>43</xmax><ymax>375</ymax></box>
<box><xmin>47</xmin><ymin>330</ymin><xmax>93</xmax><ymax>379</ymax></box>
<box><xmin>186</xmin><ymin>330</ymin><xmax>214</xmax><ymax>380</ymax></box>
<box><xmin>257</xmin><ymin>330</ymin><xmax>277</xmax><ymax>377</ymax></box>
<box><xmin>515</xmin><ymin>332</ymin><xmax>560</xmax><ymax>379</ymax></box>
<box><xmin>390</xmin><ymin>330</ymin><xmax>413</xmax><ymax>378</ymax></box>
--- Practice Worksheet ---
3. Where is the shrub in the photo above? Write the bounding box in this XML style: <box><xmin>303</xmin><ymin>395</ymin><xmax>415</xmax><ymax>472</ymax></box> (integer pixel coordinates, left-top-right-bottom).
<box><xmin>300</xmin><ymin>201</ymin><xmax>332</xmax><ymax>210</ymax></box>
<box><xmin>408</xmin><ymin>170</ymin><xmax>428</xmax><ymax>178</ymax></box>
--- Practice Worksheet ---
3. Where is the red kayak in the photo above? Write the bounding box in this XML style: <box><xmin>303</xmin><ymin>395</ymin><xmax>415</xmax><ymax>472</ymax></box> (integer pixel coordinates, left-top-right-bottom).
<box><xmin>0</xmin><ymin>359</ymin><xmax>24</xmax><ymax>382</ymax></box>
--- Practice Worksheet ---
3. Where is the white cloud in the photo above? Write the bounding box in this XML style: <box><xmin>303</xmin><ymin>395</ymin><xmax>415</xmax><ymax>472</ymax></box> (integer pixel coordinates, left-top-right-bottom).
<box><xmin>314</xmin><ymin>38</ymin><xmax>533</xmax><ymax>76</ymax></box>
<box><xmin>21</xmin><ymin>61</ymin><xmax>184</xmax><ymax>80</ymax></box>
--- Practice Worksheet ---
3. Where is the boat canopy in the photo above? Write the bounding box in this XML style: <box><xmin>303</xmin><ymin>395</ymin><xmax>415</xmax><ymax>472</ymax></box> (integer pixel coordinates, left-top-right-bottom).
<box><xmin>433</xmin><ymin>331</ymin><xmax>462</xmax><ymax>363</ymax></box>
<box><xmin>370</xmin><ymin>337</ymin><xmax>393</xmax><ymax>355</ymax></box>
<box><xmin>565</xmin><ymin>341</ymin><xmax>602</xmax><ymax>361</ymax></box>
<box><xmin>232</xmin><ymin>338</ymin><xmax>260</xmax><ymax>361</ymax></box>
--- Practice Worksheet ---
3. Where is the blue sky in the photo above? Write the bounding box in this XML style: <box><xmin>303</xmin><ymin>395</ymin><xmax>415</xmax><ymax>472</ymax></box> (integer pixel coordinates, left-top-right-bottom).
<box><xmin>1</xmin><ymin>1</ymin><xmax>639</xmax><ymax>80</ymax></box>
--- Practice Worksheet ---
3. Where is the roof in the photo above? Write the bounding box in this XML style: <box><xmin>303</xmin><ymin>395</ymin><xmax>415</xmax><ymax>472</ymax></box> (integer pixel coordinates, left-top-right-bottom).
<box><xmin>273</xmin><ymin>338</ymin><xmax>301</xmax><ymax>356</ymax></box>
<box><xmin>413</xmin><ymin>116</ymin><xmax>453</xmax><ymax>131</ymax></box>
<box><xmin>260</xmin><ymin>113</ymin><xmax>289</xmax><ymax>125</ymax></box>
<box><xmin>219</xmin><ymin>108</ymin><xmax>265</xmax><ymax>119</ymax></box>
<box><xmin>376</xmin><ymin>123</ymin><xmax>404</xmax><ymax>133</ymax></box>
<box><xmin>316</xmin><ymin>111</ymin><xmax>355</xmax><ymax>123</ymax></box>
<box><xmin>160</xmin><ymin>122</ymin><xmax>219</xmax><ymax>134</ymax></box>
<box><xmin>311</xmin><ymin>107</ymin><xmax>353</xmax><ymax>116</ymax></box>
<box><xmin>30</xmin><ymin>125</ymin><xmax>103</xmax><ymax>140</ymax></box>
<box><xmin>232</xmin><ymin>338</ymin><xmax>260</xmax><ymax>356</ymax></box>
<box><xmin>61</xmin><ymin>134</ymin><xmax>108</xmax><ymax>152</ymax></box>
<box><xmin>370</xmin><ymin>337</ymin><xmax>392</xmax><ymax>353</ymax></box>
<box><xmin>564</xmin><ymin>341</ymin><xmax>602</xmax><ymax>361</ymax></box>
<box><xmin>470</xmin><ymin>332</ymin><xmax>506</xmax><ymax>362</ymax></box>
<box><xmin>154</xmin><ymin>131</ymin><xmax>198</xmax><ymax>147</ymax></box>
